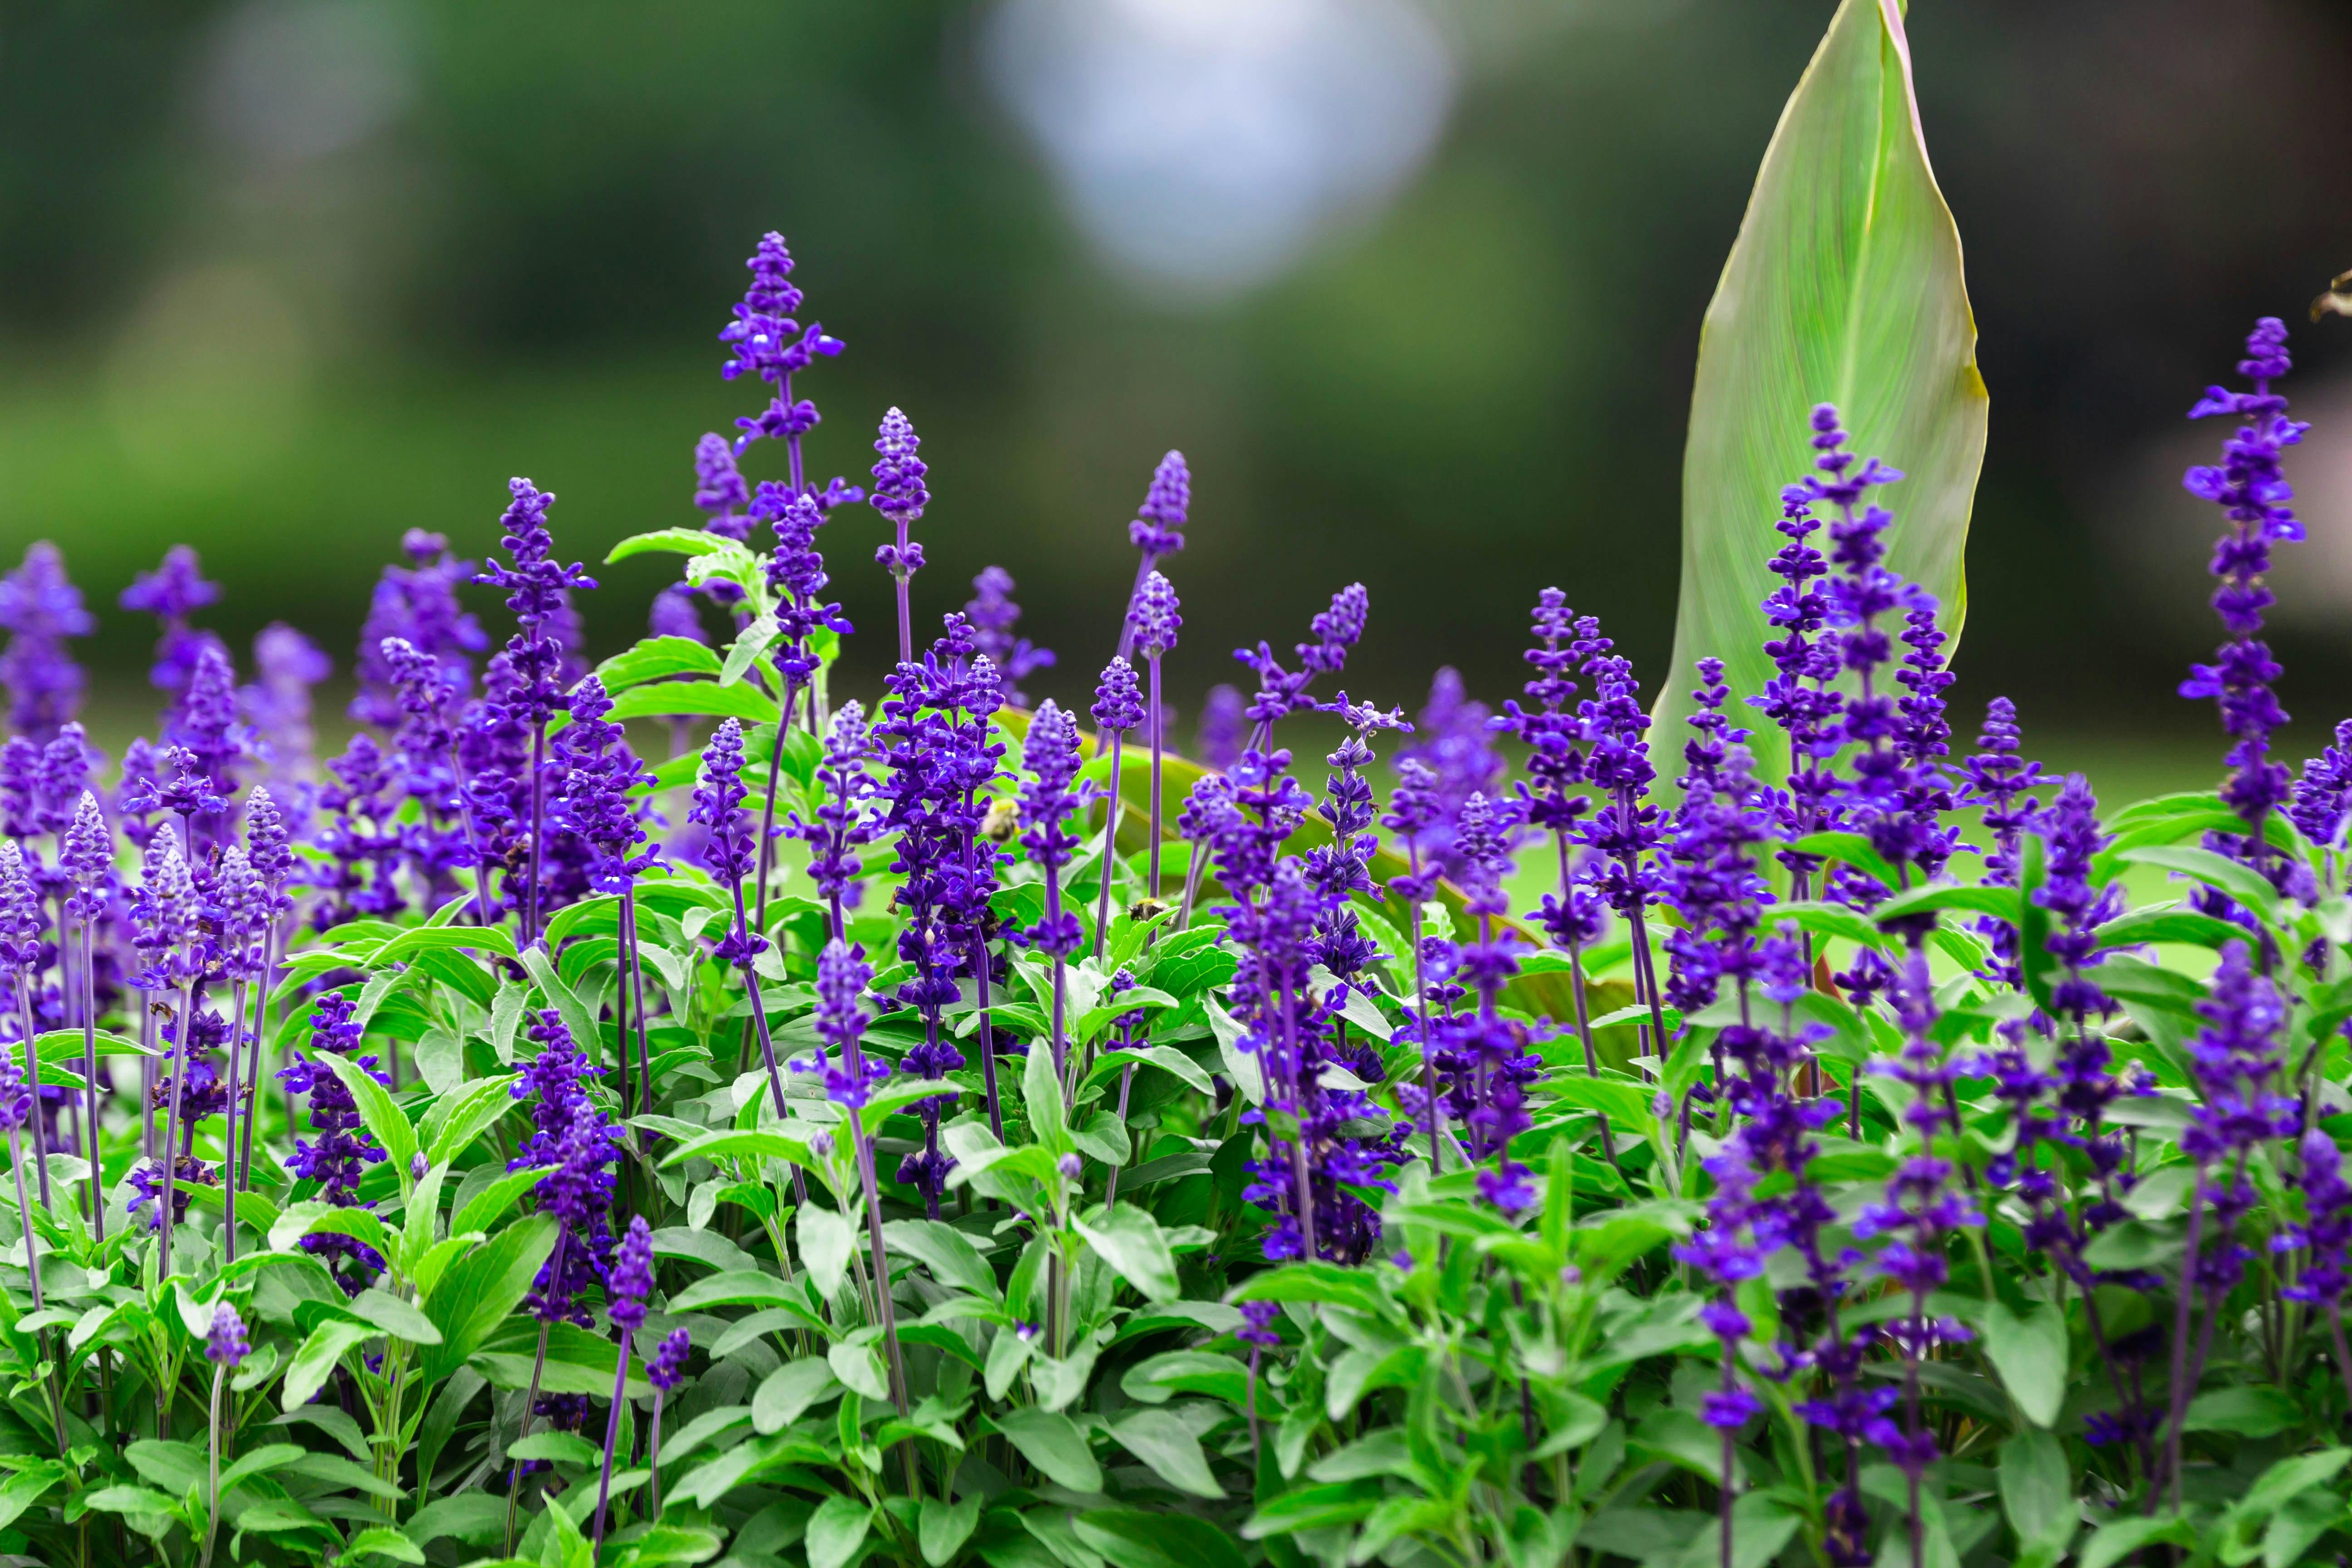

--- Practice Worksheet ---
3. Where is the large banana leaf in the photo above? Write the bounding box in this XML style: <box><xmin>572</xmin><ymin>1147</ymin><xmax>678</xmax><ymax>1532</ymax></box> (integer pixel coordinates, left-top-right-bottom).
<box><xmin>1656</xmin><ymin>0</ymin><xmax>1987</xmax><ymax>788</ymax></box>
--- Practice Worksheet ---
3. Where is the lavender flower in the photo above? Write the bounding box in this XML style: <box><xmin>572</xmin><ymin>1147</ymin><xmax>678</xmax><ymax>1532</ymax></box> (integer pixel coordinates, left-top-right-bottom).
<box><xmin>279</xmin><ymin>993</ymin><xmax>389</xmax><ymax>1289</ymax></box>
<box><xmin>720</xmin><ymin>233</ymin><xmax>850</xmax><ymax>470</ymax></box>
<box><xmin>1197</xmin><ymin>684</ymin><xmax>1244</xmax><ymax>772</ymax></box>
<box><xmin>1394</xmin><ymin>668</ymin><xmax>1504</xmax><ymax>878</ymax></box>
<box><xmin>475</xmin><ymin>477</ymin><xmax>598</xmax><ymax>941</ymax></box>
<box><xmin>871</xmin><ymin>408</ymin><xmax>930</xmax><ymax>663</ymax></box>
<box><xmin>649</xmin><ymin>587</ymin><xmax>707</xmax><ymax>644</ymax></box>
<box><xmin>206</xmin><ymin>1302</ymin><xmax>250</xmax><ymax>1367</ymax></box>
<box><xmin>120</xmin><ymin>544</ymin><xmax>223</xmax><ymax>693</ymax></box>
<box><xmin>2180</xmin><ymin>320</ymin><xmax>2308</xmax><ymax>877</ymax></box>
<box><xmin>2290</xmin><ymin>720</ymin><xmax>2352</xmax><ymax>865</ymax></box>
<box><xmin>793</xmin><ymin>701</ymin><xmax>879</xmax><ymax>935</ymax></box>
<box><xmin>0</xmin><ymin>542</ymin><xmax>93</xmax><ymax>742</ymax></box>
<box><xmin>648</xmin><ymin>1328</ymin><xmax>691</xmax><ymax>1392</ymax></box>
<box><xmin>693</xmin><ymin>431</ymin><xmax>752</xmax><ymax>539</ymax></box>
<box><xmin>352</xmin><ymin>531</ymin><xmax>486</xmax><ymax>730</ymax></box>
<box><xmin>967</xmin><ymin>567</ymin><xmax>1054</xmax><ymax>708</ymax></box>
<box><xmin>814</xmin><ymin>937</ymin><xmax>887</xmax><ymax>1109</ymax></box>
<box><xmin>1128</xmin><ymin>450</ymin><xmax>1191</xmax><ymax>562</ymax></box>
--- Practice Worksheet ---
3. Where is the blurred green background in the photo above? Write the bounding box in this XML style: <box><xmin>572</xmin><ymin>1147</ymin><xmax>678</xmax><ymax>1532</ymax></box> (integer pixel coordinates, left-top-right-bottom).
<box><xmin>4</xmin><ymin>0</ymin><xmax>2350</xmax><ymax>800</ymax></box>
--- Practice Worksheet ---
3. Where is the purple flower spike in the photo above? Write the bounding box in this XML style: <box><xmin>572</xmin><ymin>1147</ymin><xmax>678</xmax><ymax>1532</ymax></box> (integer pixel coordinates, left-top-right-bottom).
<box><xmin>966</xmin><ymin>567</ymin><xmax>1054</xmax><ymax>708</ymax></box>
<box><xmin>814</xmin><ymin>938</ymin><xmax>887</xmax><ymax>1108</ymax></box>
<box><xmin>121</xmin><ymin>545</ymin><xmax>224</xmax><ymax>693</ymax></box>
<box><xmin>608</xmin><ymin>1215</ymin><xmax>656</xmax><ymax>1333</ymax></box>
<box><xmin>1129</xmin><ymin>451</ymin><xmax>1191</xmax><ymax>560</ymax></box>
<box><xmin>647</xmin><ymin>1327</ymin><xmax>691</xmax><ymax>1392</ymax></box>
<box><xmin>1092</xmin><ymin>657</ymin><xmax>1144</xmax><ymax>738</ymax></box>
<box><xmin>1197</xmin><ymin>685</ymin><xmax>1244</xmax><ymax>772</ymax></box>
<box><xmin>870</xmin><ymin>408</ymin><xmax>930</xmax><ymax>529</ymax></box>
<box><xmin>0</xmin><ymin>542</ymin><xmax>93</xmax><ymax>741</ymax></box>
<box><xmin>1129</xmin><ymin>571</ymin><xmax>1181</xmax><ymax>659</ymax></box>
<box><xmin>693</xmin><ymin>432</ymin><xmax>751</xmax><ymax>537</ymax></box>
<box><xmin>206</xmin><ymin>1302</ymin><xmax>250</xmax><ymax>1367</ymax></box>
<box><xmin>2180</xmin><ymin>318</ymin><xmax>2310</xmax><ymax>874</ymax></box>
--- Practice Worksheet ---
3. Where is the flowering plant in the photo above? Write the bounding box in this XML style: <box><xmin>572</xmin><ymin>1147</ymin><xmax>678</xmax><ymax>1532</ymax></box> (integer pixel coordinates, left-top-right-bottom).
<box><xmin>5</xmin><ymin>11</ymin><xmax>2352</xmax><ymax>1568</ymax></box>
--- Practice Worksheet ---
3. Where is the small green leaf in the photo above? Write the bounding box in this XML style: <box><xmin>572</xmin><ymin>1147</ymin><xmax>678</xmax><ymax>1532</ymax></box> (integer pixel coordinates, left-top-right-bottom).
<box><xmin>718</xmin><ymin>614</ymin><xmax>779</xmax><ymax>688</ymax></box>
<box><xmin>918</xmin><ymin>1495</ymin><xmax>980</xmax><ymax>1568</ymax></box>
<box><xmin>2077</xmin><ymin>1513</ymin><xmax>2193</xmax><ymax>1568</ymax></box>
<box><xmin>420</xmin><ymin>1212</ymin><xmax>559</xmax><ymax>1385</ymax></box>
<box><xmin>799</xmin><ymin>1205</ymin><xmax>853</xmax><ymax>1302</ymax></box>
<box><xmin>283</xmin><ymin>1319</ymin><xmax>373</xmax><ymax>1412</ymax></box>
<box><xmin>1022</xmin><ymin>1028</ymin><xmax>1070</xmax><ymax>1152</ymax></box>
<box><xmin>313</xmin><ymin>1050</ymin><xmax>418</xmax><ymax>1179</ymax></box>
<box><xmin>752</xmin><ymin>1359</ymin><xmax>839</xmax><ymax>1434</ymax></box>
<box><xmin>2183</xmin><ymin>1385</ymin><xmax>2301</xmax><ymax>1437</ymax></box>
<box><xmin>1074</xmin><ymin>1510</ymin><xmax>1249</xmax><ymax>1568</ymax></box>
<box><xmin>881</xmin><ymin>1219</ymin><xmax>1000</xmax><ymax>1300</ymax></box>
<box><xmin>1106</xmin><ymin>1407</ymin><xmax>1223</xmax><ymax>1499</ymax></box>
<box><xmin>804</xmin><ymin>1495</ymin><xmax>872</xmax><ymax>1568</ymax></box>
<box><xmin>1998</xmin><ymin>1429</ymin><xmax>2073</xmax><ymax>1562</ymax></box>
<box><xmin>346</xmin><ymin>1287</ymin><xmax>444</xmax><ymax>1345</ymax></box>
<box><xmin>605</xmin><ymin>529</ymin><xmax>740</xmax><ymax>564</ymax></box>
<box><xmin>995</xmin><ymin>1406</ymin><xmax>1102</xmax><ymax>1492</ymax></box>
<box><xmin>1981</xmin><ymin>1299</ymin><xmax>2067</xmax><ymax>1428</ymax></box>
<box><xmin>1074</xmin><ymin>1204</ymin><xmax>1181</xmax><ymax>1303</ymax></box>
<box><xmin>343</xmin><ymin>1525</ymin><xmax>428</xmax><ymax>1564</ymax></box>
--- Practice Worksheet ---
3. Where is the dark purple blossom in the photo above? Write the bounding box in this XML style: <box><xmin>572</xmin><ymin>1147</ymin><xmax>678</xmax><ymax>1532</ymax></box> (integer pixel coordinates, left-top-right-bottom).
<box><xmin>207</xmin><ymin>1303</ymin><xmax>250</xmax><ymax>1367</ymax></box>
<box><xmin>0</xmin><ymin>542</ymin><xmax>93</xmax><ymax>742</ymax></box>
<box><xmin>1197</xmin><ymin>684</ymin><xmax>1244</xmax><ymax>772</ymax></box>
<box><xmin>120</xmin><ymin>544</ymin><xmax>223</xmax><ymax>693</ymax></box>
<box><xmin>967</xmin><ymin>567</ymin><xmax>1054</xmax><ymax>708</ymax></box>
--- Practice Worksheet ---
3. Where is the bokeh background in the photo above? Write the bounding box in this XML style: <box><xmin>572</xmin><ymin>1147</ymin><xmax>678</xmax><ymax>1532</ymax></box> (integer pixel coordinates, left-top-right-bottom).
<box><xmin>5</xmin><ymin>0</ymin><xmax>2351</xmax><ymax>795</ymax></box>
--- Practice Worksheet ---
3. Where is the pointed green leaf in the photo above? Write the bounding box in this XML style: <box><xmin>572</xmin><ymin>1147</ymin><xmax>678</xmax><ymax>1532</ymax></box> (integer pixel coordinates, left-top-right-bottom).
<box><xmin>1659</xmin><ymin>0</ymin><xmax>1985</xmax><ymax>785</ymax></box>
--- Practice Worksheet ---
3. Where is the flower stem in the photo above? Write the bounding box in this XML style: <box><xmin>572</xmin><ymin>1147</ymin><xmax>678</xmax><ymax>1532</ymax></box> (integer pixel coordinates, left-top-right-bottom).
<box><xmin>592</xmin><ymin>1328</ymin><xmax>630</xmax><ymax>1551</ymax></box>
<box><xmin>17</xmin><ymin>971</ymin><xmax>49</xmax><ymax>1210</ymax></box>
<box><xmin>79</xmin><ymin>923</ymin><xmax>101</xmax><ymax>1248</ymax></box>
<box><xmin>1093</xmin><ymin>730</ymin><xmax>1124</xmax><ymax>964</ymax></box>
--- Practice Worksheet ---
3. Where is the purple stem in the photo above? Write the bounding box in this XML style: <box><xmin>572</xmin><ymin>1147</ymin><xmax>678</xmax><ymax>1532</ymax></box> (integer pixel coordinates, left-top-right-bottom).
<box><xmin>16</xmin><ymin>975</ymin><xmax>49</xmax><ymax>1209</ymax></box>
<box><xmin>1092</xmin><ymin>730</ymin><xmax>1125</xmax><ymax>963</ymax></box>
<box><xmin>79</xmin><ymin>922</ymin><xmax>102</xmax><ymax>1247</ymax></box>
<box><xmin>592</xmin><ymin>1327</ymin><xmax>630</xmax><ymax>1550</ymax></box>
<box><xmin>1146</xmin><ymin>655</ymin><xmax>1166</xmax><ymax>899</ymax></box>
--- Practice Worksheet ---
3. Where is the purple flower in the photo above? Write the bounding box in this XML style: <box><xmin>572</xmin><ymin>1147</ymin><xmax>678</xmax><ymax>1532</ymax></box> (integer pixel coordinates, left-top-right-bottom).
<box><xmin>870</xmin><ymin>407</ymin><xmax>929</xmax><ymax>532</ymax></box>
<box><xmin>813</xmin><ymin>938</ymin><xmax>887</xmax><ymax>1108</ymax></box>
<box><xmin>1236</xmin><ymin>584</ymin><xmax>1370</xmax><ymax>735</ymax></box>
<box><xmin>1092</xmin><ymin>657</ymin><xmax>1143</xmax><ymax>738</ymax></box>
<box><xmin>352</xmin><ymin>532</ymin><xmax>486</xmax><ymax>730</ymax></box>
<box><xmin>608</xmin><ymin>1215</ymin><xmax>656</xmax><ymax>1334</ymax></box>
<box><xmin>719</xmin><ymin>233</ymin><xmax>852</xmax><ymax>463</ymax></box>
<box><xmin>242</xmin><ymin>623</ymin><xmax>329</xmax><ymax>800</ymax></box>
<box><xmin>2180</xmin><ymin>318</ymin><xmax>2309</xmax><ymax>862</ymax></box>
<box><xmin>1128</xmin><ymin>450</ymin><xmax>1191</xmax><ymax>561</ymax></box>
<box><xmin>793</xmin><ymin>701</ymin><xmax>879</xmax><ymax>921</ymax></box>
<box><xmin>692</xmin><ymin>432</ymin><xmax>751</xmax><ymax>536</ymax></box>
<box><xmin>121</xmin><ymin>545</ymin><xmax>223</xmax><ymax>693</ymax></box>
<box><xmin>0</xmin><ymin>1048</ymin><xmax>29</xmax><ymax>1133</ymax></box>
<box><xmin>0</xmin><ymin>542</ymin><xmax>93</xmax><ymax>742</ymax></box>
<box><xmin>2290</xmin><ymin>720</ymin><xmax>2352</xmax><ymax>858</ymax></box>
<box><xmin>1196</xmin><ymin>684</ymin><xmax>1244</xmax><ymax>772</ymax></box>
<box><xmin>690</xmin><ymin>719</ymin><xmax>759</xmax><ymax>897</ymax></box>
<box><xmin>63</xmin><ymin>792</ymin><xmax>113</xmax><ymax>924</ymax></box>
<box><xmin>278</xmin><ymin>992</ymin><xmax>390</xmax><ymax>1289</ymax></box>
<box><xmin>554</xmin><ymin>676</ymin><xmax>657</xmax><ymax>894</ymax></box>
<box><xmin>1394</xmin><ymin>667</ymin><xmax>1504</xmax><ymax>878</ymax></box>
<box><xmin>649</xmin><ymin>587</ymin><xmax>707</xmax><ymax>644</ymax></box>
<box><xmin>2034</xmin><ymin>774</ymin><xmax>2122</xmax><ymax>1020</ymax></box>
<box><xmin>1017</xmin><ymin>701</ymin><xmax>1085</xmax><ymax>958</ymax></box>
<box><xmin>1236</xmin><ymin>1300</ymin><xmax>1281</xmax><ymax>1349</ymax></box>
<box><xmin>648</xmin><ymin>1327</ymin><xmax>692</xmax><ymax>1393</ymax></box>
<box><xmin>966</xmin><ymin>567</ymin><xmax>1054</xmax><ymax>708</ymax></box>
<box><xmin>1129</xmin><ymin>571</ymin><xmax>1181</xmax><ymax>658</ymax></box>
<box><xmin>2281</xmin><ymin>1128</ymin><xmax>2352</xmax><ymax>1306</ymax></box>
<box><xmin>475</xmin><ymin>478</ymin><xmax>598</xmax><ymax>736</ymax></box>
<box><xmin>207</xmin><ymin>1303</ymin><xmax>250</xmax><ymax>1367</ymax></box>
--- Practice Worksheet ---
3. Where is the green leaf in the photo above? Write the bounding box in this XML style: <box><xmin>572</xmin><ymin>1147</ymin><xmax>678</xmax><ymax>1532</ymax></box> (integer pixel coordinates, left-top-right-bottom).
<box><xmin>1868</xmin><ymin>882</ymin><xmax>2018</xmax><ymax>924</ymax></box>
<box><xmin>425</xmin><ymin>1074</ymin><xmax>524</xmax><ymax>1165</ymax></box>
<box><xmin>668</xmin><ymin>1269</ymin><xmax>803</xmax><ymax>1312</ymax></box>
<box><xmin>919</xmin><ymin>1495</ymin><xmax>981</xmax><ymax>1567</ymax></box>
<box><xmin>804</xmin><ymin>1495</ymin><xmax>872</xmax><ymax>1568</ymax></box>
<box><xmin>994</xmin><ymin>1406</ymin><xmax>1102</xmax><ymax>1492</ymax></box>
<box><xmin>1668</xmin><ymin>1492</ymin><xmax>1800</xmax><ymax>1568</ymax></box>
<box><xmin>509</xmin><ymin>1431</ymin><xmax>601</xmax><ymax>1467</ymax></box>
<box><xmin>346</xmin><ymin>1286</ymin><xmax>444</xmax><ymax>1345</ymax></box>
<box><xmin>1998</xmin><ymin>1430</ymin><xmax>2073</xmax><ymax>1563</ymax></box>
<box><xmin>2237</xmin><ymin>1446</ymin><xmax>2350</xmax><ymax>1521</ymax></box>
<box><xmin>1074</xmin><ymin>1203</ymin><xmax>1181</xmax><ymax>1303</ymax></box>
<box><xmin>882</xmin><ymin>1219</ymin><xmax>1000</xmax><ymax>1300</ymax></box>
<box><xmin>718</xmin><ymin>613</ymin><xmax>779</xmax><ymax>688</ymax></box>
<box><xmin>420</xmin><ymin>1212</ymin><xmax>559</xmax><ymax>1385</ymax></box>
<box><xmin>799</xmin><ymin>1205</ymin><xmax>854</xmax><ymax>1302</ymax></box>
<box><xmin>2094</xmin><ymin>907</ymin><xmax>2248</xmax><ymax>951</ymax></box>
<box><xmin>2183</xmin><ymin>1385</ymin><xmax>2301</xmax><ymax>1437</ymax></box>
<box><xmin>1022</xmin><ymin>1028</ymin><xmax>1070</xmax><ymax>1152</ymax></box>
<box><xmin>519</xmin><ymin>946</ymin><xmax>602</xmax><ymax>1072</ymax></box>
<box><xmin>1981</xmin><ymin>1299</ymin><xmax>2067</xmax><ymax>1428</ymax></box>
<box><xmin>2077</xmin><ymin>1513</ymin><xmax>2193</xmax><ymax>1568</ymax></box>
<box><xmin>288</xmin><ymin>1449</ymin><xmax>407</xmax><ymax>1500</ymax></box>
<box><xmin>368</xmin><ymin>925</ymin><xmax>518</xmax><ymax>966</ymax></box>
<box><xmin>1657</xmin><ymin>0</ymin><xmax>1985</xmax><ymax>788</ymax></box>
<box><xmin>450</xmin><ymin>1167</ymin><xmax>544</xmax><ymax>1240</ymax></box>
<box><xmin>343</xmin><ymin>1525</ymin><xmax>428</xmax><ymax>1564</ymax></box>
<box><xmin>1106</xmin><ymin>1407</ymin><xmax>1223</xmax><ymax>1499</ymax></box>
<box><xmin>1120</xmin><ymin>1350</ymin><xmax>1252</xmax><ymax>1408</ymax></box>
<box><xmin>2117</xmin><ymin>844</ymin><xmax>2282</xmax><ymax>921</ymax></box>
<box><xmin>270</xmin><ymin>1199</ymin><xmax>393</xmax><ymax>1259</ymax></box>
<box><xmin>1232</xmin><ymin>1260</ymin><xmax>1392</xmax><ymax>1317</ymax></box>
<box><xmin>595</xmin><ymin>635</ymin><xmax>725</xmax><ymax>695</ymax></box>
<box><xmin>283</xmin><ymin>1318</ymin><xmax>373</xmax><ymax>1411</ymax></box>
<box><xmin>605</xmin><ymin>681</ymin><xmax>779</xmax><ymax>726</ymax></box>
<box><xmin>1788</xmin><ymin>832</ymin><xmax>1901</xmax><ymax>891</ymax></box>
<box><xmin>1073</xmin><ymin>1510</ymin><xmax>1249</xmax><ymax>1568</ymax></box>
<box><xmin>604</xmin><ymin>529</ymin><xmax>740</xmax><ymax>564</ymax></box>
<box><xmin>314</xmin><ymin>1050</ymin><xmax>418</xmax><ymax>1178</ymax></box>
<box><xmin>753</xmin><ymin>1358</ymin><xmax>839</xmax><ymax>1434</ymax></box>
